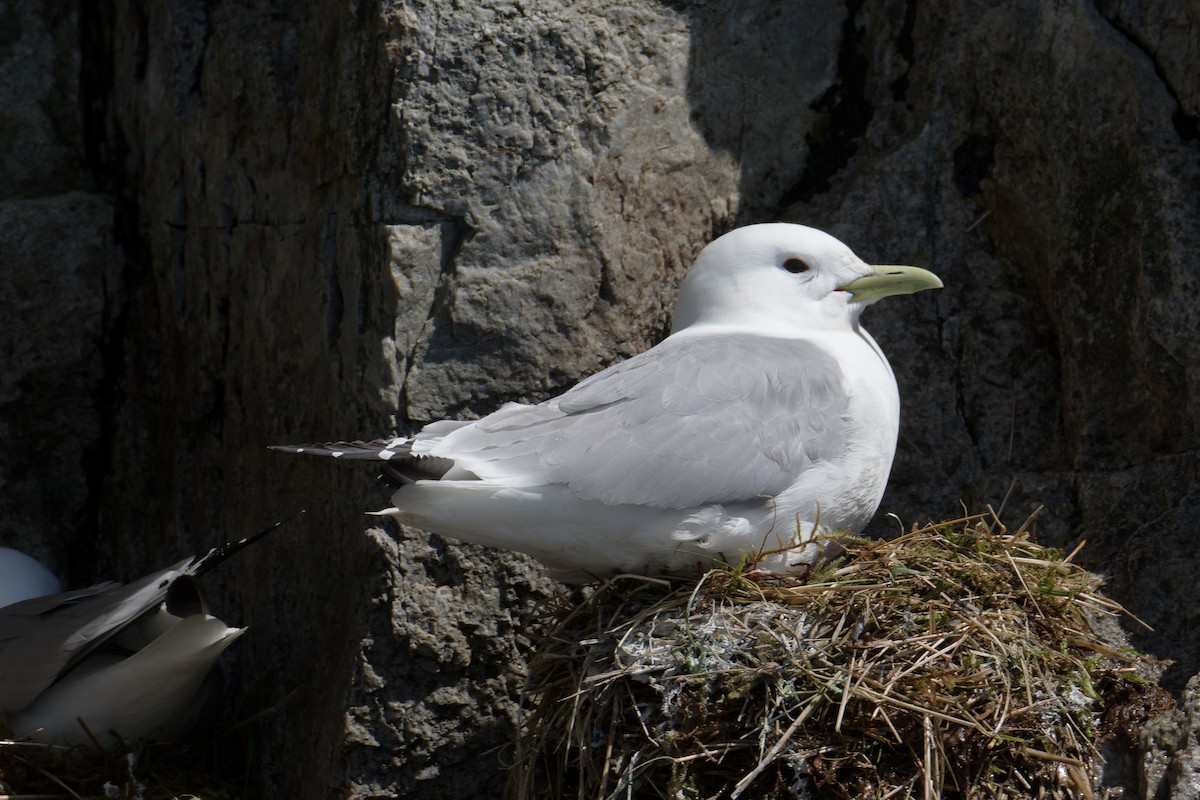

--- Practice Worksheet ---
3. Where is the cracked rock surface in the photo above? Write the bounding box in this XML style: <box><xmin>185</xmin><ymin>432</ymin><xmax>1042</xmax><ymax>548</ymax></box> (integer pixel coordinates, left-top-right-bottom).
<box><xmin>4</xmin><ymin>0</ymin><xmax>1200</xmax><ymax>797</ymax></box>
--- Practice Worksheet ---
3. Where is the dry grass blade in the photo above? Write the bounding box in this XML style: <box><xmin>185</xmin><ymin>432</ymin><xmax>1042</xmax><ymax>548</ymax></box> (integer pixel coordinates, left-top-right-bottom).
<box><xmin>511</xmin><ymin>514</ymin><xmax>1174</xmax><ymax>799</ymax></box>
<box><xmin>0</xmin><ymin>729</ymin><xmax>252</xmax><ymax>800</ymax></box>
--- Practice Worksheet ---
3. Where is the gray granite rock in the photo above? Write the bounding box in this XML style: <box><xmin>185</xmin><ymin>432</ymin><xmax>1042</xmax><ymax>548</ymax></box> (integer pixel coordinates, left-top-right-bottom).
<box><xmin>4</xmin><ymin>0</ymin><xmax>1200</xmax><ymax>797</ymax></box>
<box><xmin>1143</xmin><ymin>674</ymin><xmax>1200</xmax><ymax>799</ymax></box>
<box><xmin>0</xmin><ymin>193</ymin><xmax>116</xmax><ymax>578</ymax></box>
<box><xmin>0</xmin><ymin>3</ymin><xmax>118</xmax><ymax>585</ymax></box>
<box><xmin>0</xmin><ymin>2</ymin><xmax>86</xmax><ymax>198</ymax></box>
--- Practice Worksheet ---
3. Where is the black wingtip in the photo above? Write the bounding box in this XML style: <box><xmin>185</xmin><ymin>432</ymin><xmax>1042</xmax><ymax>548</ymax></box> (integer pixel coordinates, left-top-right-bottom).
<box><xmin>189</xmin><ymin>510</ymin><xmax>305</xmax><ymax>578</ymax></box>
<box><xmin>266</xmin><ymin>439</ymin><xmax>415</xmax><ymax>460</ymax></box>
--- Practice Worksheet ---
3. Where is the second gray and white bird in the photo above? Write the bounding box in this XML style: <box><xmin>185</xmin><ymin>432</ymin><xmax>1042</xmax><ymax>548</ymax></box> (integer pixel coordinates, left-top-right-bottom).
<box><xmin>0</xmin><ymin>527</ymin><xmax>277</xmax><ymax>746</ymax></box>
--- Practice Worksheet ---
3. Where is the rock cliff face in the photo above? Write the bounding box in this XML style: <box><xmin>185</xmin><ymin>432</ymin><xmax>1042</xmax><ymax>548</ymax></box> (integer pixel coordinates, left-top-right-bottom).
<box><xmin>4</xmin><ymin>0</ymin><xmax>1198</xmax><ymax>797</ymax></box>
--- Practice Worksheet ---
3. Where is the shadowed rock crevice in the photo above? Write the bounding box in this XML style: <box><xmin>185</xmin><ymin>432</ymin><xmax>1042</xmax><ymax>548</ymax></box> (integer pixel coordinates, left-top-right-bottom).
<box><xmin>952</xmin><ymin>135</ymin><xmax>995</xmax><ymax>197</ymax></box>
<box><xmin>77</xmin><ymin>1</ymin><xmax>136</xmax><ymax>591</ymax></box>
<box><xmin>889</xmin><ymin>0</ymin><xmax>918</xmax><ymax>101</ymax></box>
<box><xmin>1093</xmin><ymin>0</ymin><xmax>1200</xmax><ymax>141</ymax></box>
<box><xmin>773</xmin><ymin>0</ymin><xmax>874</xmax><ymax>212</ymax></box>
<box><xmin>680</xmin><ymin>1</ymin><xmax>844</xmax><ymax>219</ymax></box>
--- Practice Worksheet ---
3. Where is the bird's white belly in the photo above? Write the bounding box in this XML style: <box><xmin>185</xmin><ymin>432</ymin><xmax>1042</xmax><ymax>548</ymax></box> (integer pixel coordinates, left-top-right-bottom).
<box><xmin>393</xmin><ymin>482</ymin><xmax>729</xmax><ymax>581</ymax></box>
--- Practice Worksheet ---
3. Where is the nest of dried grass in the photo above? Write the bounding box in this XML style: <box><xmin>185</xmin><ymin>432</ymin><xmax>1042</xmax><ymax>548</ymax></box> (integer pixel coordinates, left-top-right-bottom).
<box><xmin>511</xmin><ymin>513</ymin><xmax>1172</xmax><ymax>800</ymax></box>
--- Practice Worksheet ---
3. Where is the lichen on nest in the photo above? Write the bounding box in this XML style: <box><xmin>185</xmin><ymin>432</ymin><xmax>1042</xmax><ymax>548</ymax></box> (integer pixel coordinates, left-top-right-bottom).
<box><xmin>510</xmin><ymin>512</ymin><xmax>1174</xmax><ymax>800</ymax></box>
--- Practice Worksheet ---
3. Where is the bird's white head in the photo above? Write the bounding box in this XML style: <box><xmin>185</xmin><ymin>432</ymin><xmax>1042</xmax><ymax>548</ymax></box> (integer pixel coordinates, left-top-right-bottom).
<box><xmin>671</xmin><ymin>223</ymin><xmax>942</xmax><ymax>335</ymax></box>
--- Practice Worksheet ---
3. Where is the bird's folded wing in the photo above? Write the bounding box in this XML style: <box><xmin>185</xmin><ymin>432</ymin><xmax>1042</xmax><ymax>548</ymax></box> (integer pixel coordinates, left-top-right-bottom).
<box><xmin>434</xmin><ymin>334</ymin><xmax>851</xmax><ymax>509</ymax></box>
<box><xmin>0</xmin><ymin>560</ymin><xmax>191</xmax><ymax>713</ymax></box>
<box><xmin>9</xmin><ymin>614</ymin><xmax>245</xmax><ymax>744</ymax></box>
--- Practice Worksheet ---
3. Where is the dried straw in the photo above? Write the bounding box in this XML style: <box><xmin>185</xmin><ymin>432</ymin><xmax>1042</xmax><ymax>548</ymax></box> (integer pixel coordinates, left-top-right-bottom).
<box><xmin>511</xmin><ymin>513</ymin><xmax>1172</xmax><ymax>799</ymax></box>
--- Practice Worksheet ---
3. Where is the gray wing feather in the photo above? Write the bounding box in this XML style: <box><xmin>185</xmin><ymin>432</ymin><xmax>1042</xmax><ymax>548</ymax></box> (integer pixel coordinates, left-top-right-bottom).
<box><xmin>0</xmin><ymin>521</ymin><xmax>284</xmax><ymax>715</ymax></box>
<box><xmin>0</xmin><ymin>562</ymin><xmax>192</xmax><ymax>713</ymax></box>
<box><xmin>434</xmin><ymin>335</ymin><xmax>849</xmax><ymax>509</ymax></box>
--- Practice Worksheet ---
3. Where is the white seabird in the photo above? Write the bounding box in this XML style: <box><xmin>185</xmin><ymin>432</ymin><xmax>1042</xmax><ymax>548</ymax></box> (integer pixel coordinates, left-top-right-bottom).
<box><xmin>274</xmin><ymin>224</ymin><xmax>942</xmax><ymax>582</ymax></box>
<box><xmin>0</xmin><ymin>546</ymin><xmax>63</xmax><ymax>607</ymax></box>
<box><xmin>0</xmin><ymin>524</ymin><xmax>281</xmax><ymax>746</ymax></box>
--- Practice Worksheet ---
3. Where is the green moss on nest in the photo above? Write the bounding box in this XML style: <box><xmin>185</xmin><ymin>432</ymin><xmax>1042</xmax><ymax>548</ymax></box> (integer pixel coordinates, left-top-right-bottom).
<box><xmin>511</xmin><ymin>513</ymin><xmax>1173</xmax><ymax>799</ymax></box>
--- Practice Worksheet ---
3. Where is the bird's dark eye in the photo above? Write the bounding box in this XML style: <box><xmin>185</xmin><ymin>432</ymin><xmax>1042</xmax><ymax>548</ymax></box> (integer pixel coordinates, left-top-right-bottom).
<box><xmin>782</xmin><ymin>258</ymin><xmax>810</xmax><ymax>274</ymax></box>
